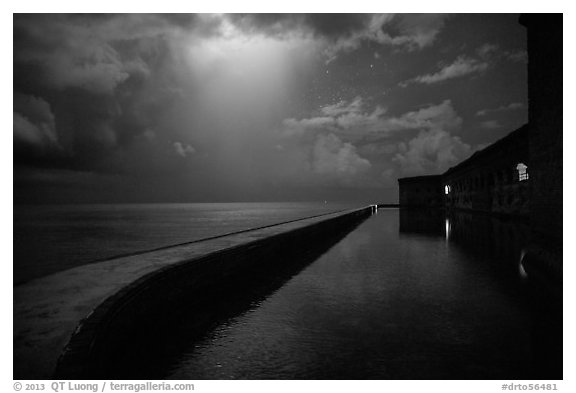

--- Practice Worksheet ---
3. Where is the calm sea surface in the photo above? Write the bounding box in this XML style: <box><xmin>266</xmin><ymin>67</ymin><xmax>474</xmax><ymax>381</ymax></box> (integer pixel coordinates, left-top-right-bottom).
<box><xmin>13</xmin><ymin>202</ymin><xmax>359</xmax><ymax>284</ymax></box>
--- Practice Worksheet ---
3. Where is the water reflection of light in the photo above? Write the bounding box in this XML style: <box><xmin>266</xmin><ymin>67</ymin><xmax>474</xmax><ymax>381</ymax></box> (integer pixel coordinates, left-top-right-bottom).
<box><xmin>445</xmin><ymin>218</ymin><xmax>451</xmax><ymax>241</ymax></box>
<box><xmin>518</xmin><ymin>249</ymin><xmax>529</xmax><ymax>279</ymax></box>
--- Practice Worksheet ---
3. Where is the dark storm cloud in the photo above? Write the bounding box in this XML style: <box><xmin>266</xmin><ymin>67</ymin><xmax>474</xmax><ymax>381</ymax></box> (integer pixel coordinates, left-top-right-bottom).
<box><xmin>304</xmin><ymin>14</ymin><xmax>372</xmax><ymax>38</ymax></box>
<box><xmin>13</xmin><ymin>14</ymin><xmax>211</xmax><ymax>95</ymax></box>
<box><xmin>13</xmin><ymin>93</ymin><xmax>67</xmax><ymax>167</ymax></box>
<box><xmin>227</xmin><ymin>13</ymin><xmax>449</xmax><ymax>62</ymax></box>
<box><xmin>229</xmin><ymin>13</ymin><xmax>372</xmax><ymax>39</ymax></box>
<box><xmin>228</xmin><ymin>14</ymin><xmax>449</xmax><ymax>42</ymax></box>
<box><xmin>13</xmin><ymin>13</ymin><xmax>199</xmax><ymax>175</ymax></box>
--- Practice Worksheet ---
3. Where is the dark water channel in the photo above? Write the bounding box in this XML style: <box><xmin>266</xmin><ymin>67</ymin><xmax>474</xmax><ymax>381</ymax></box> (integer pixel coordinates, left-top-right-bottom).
<box><xmin>131</xmin><ymin>208</ymin><xmax>562</xmax><ymax>379</ymax></box>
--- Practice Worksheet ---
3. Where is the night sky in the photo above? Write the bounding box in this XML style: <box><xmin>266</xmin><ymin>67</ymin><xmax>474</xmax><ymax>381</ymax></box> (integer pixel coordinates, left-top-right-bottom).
<box><xmin>13</xmin><ymin>14</ymin><xmax>528</xmax><ymax>204</ymax></box>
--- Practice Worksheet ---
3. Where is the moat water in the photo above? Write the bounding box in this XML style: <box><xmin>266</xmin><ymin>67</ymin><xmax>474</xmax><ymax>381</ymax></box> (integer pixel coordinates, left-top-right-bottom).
<box><xmin>144</xmin><ymin>208</ymin><xmax>561</xmax><ymax>380</ymax></box>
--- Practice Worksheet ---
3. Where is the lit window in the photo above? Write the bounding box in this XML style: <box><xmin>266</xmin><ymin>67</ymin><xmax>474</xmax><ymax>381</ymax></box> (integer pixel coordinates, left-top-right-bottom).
<box><xmin>444</xmin><ymin>185</ymin><xmax>451</xmax><ymax>195</ymax></box>
<box><xmin>516</xmin><ymin>163</ymin><xmax>529</xmax><ymax>182</ymax></box>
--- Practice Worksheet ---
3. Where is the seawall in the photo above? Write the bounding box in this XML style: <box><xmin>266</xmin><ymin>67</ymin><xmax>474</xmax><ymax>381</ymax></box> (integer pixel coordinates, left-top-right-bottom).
<box><xmin>14</xmin><ymin>206</ymin><xmax>374</xmax><ymax>379</ymax></box>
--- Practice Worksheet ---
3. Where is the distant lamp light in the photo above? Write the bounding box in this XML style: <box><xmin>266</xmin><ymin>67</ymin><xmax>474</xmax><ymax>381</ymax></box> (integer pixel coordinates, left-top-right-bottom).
<box><xmin>518</xmin><ymin>249</ymin><xmax>529</xmax><ymax>279</ymax></box>
<box><xmin>516</xmin><ymin>163</ymin><xmax>529</xmax><ymax>181</ymax></box>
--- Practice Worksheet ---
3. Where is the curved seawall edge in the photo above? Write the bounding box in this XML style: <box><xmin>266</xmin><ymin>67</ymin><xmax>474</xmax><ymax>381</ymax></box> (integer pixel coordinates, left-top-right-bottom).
<box><xmin>13</xmin><ymin>205</ymin><xmax>375</xmax><ymax>379</ymax></box>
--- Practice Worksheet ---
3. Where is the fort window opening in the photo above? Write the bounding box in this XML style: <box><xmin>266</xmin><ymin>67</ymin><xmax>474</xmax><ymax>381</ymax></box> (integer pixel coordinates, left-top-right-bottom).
<box><xmin>516</xmin><ymin>163</ymin><xmax>529</xmax><ymax>181</ymax></box>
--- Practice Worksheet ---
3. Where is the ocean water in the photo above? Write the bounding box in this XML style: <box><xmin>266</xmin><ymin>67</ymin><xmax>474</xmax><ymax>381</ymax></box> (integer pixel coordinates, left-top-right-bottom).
<box><xmin>13</xmin><ymin>202</ymin><xmax>359</xmax><ymax>284</ymax></box>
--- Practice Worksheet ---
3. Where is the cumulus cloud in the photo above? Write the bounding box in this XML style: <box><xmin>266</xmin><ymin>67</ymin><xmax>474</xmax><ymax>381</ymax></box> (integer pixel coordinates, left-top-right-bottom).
<box><xmin>385</xmin><ymin>100</ymin><xmax>462</xmax><ymax>132</ymax></box>
<box><xmin>400</xmin><ymin>56</ymin><xmax>489</xmax><ymax>86</ymax></box>
<box><xmin>281</xmin><ymin>97</ymin><xmax>387</xmax><ymax>139</ymax></box>
<box><xmin>318</xmin><ymin>100</ymin><xmax>464</xmax><ymax>176</ymax></box>
<box><xmin>320</xmin><ymin>96</ymin><xmax>365</xmax><ymax>117</ymax></box>
<box><xmin>476</xmin><ymin>102</ymin><xmax>523</xmax><ymax>116</ymax></box>
<box><xmin>13</xmin><ymin>15</ymin><xmax>158</xmax><ymax>94</ymax></box>
<box><xmin>281</xmin><ymin>98</ymin><xmax>462</xmax><ymax>141</ymax></box>
<box><xmin>334</xmin><ymin>103</ymin><xmax>387</xmax><ymax>132</ymax></box>
<box><xmin>281</xmin><ymin>116</ymin><xmax>336</xmax><ymax>138</ymax></box>
<box><xmin>13</xmin><ymin>94</ymin><xmax>62</xmax><ymax>163</ymax></box>
<box><xmin>393</xmin><ymin>129</ymin><xmax>473</xmax><ymax>175</ymax></box>
<box><xmin>279</xmin><ymin>98</ymin><xmax>464</xmax><ymax>186</ymax></box>
<box><xmin>312</xmin><ymin>133</ymin><xmax>371</xmax><ymax>186</ymax></box>
<box><xmin>173</xmin><ymin>142</ymin><xmax>196</xmax><ymax>157</ymax></box>
<box><xmin>14</xmin><ymin>113</ymin><xmax>52</xmax><ymax>148</ymax></box>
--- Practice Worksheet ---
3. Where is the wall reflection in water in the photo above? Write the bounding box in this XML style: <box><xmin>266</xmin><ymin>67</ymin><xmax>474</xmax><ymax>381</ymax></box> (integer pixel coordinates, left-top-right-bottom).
<box><xmin>401</xmin><ymin>209</ymin><xmax>530</xmax><ymax>274</ymax></box>
<box><xmin>400</xmin><ymin>208</ymin><xmax>561</xmax><ymax>378</ymax></box>
<box><xmin>401</xmin><ymin>209</ymin><xmax>529</xmax><ymax>262</ymax></box>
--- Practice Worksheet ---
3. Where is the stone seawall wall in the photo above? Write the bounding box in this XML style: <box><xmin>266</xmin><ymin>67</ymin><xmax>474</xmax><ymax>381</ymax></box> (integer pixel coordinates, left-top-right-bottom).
<box><xmin>53</xmin><ymin>207</ymin><xmax>373</xmax><ymax>379</ymax></box>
